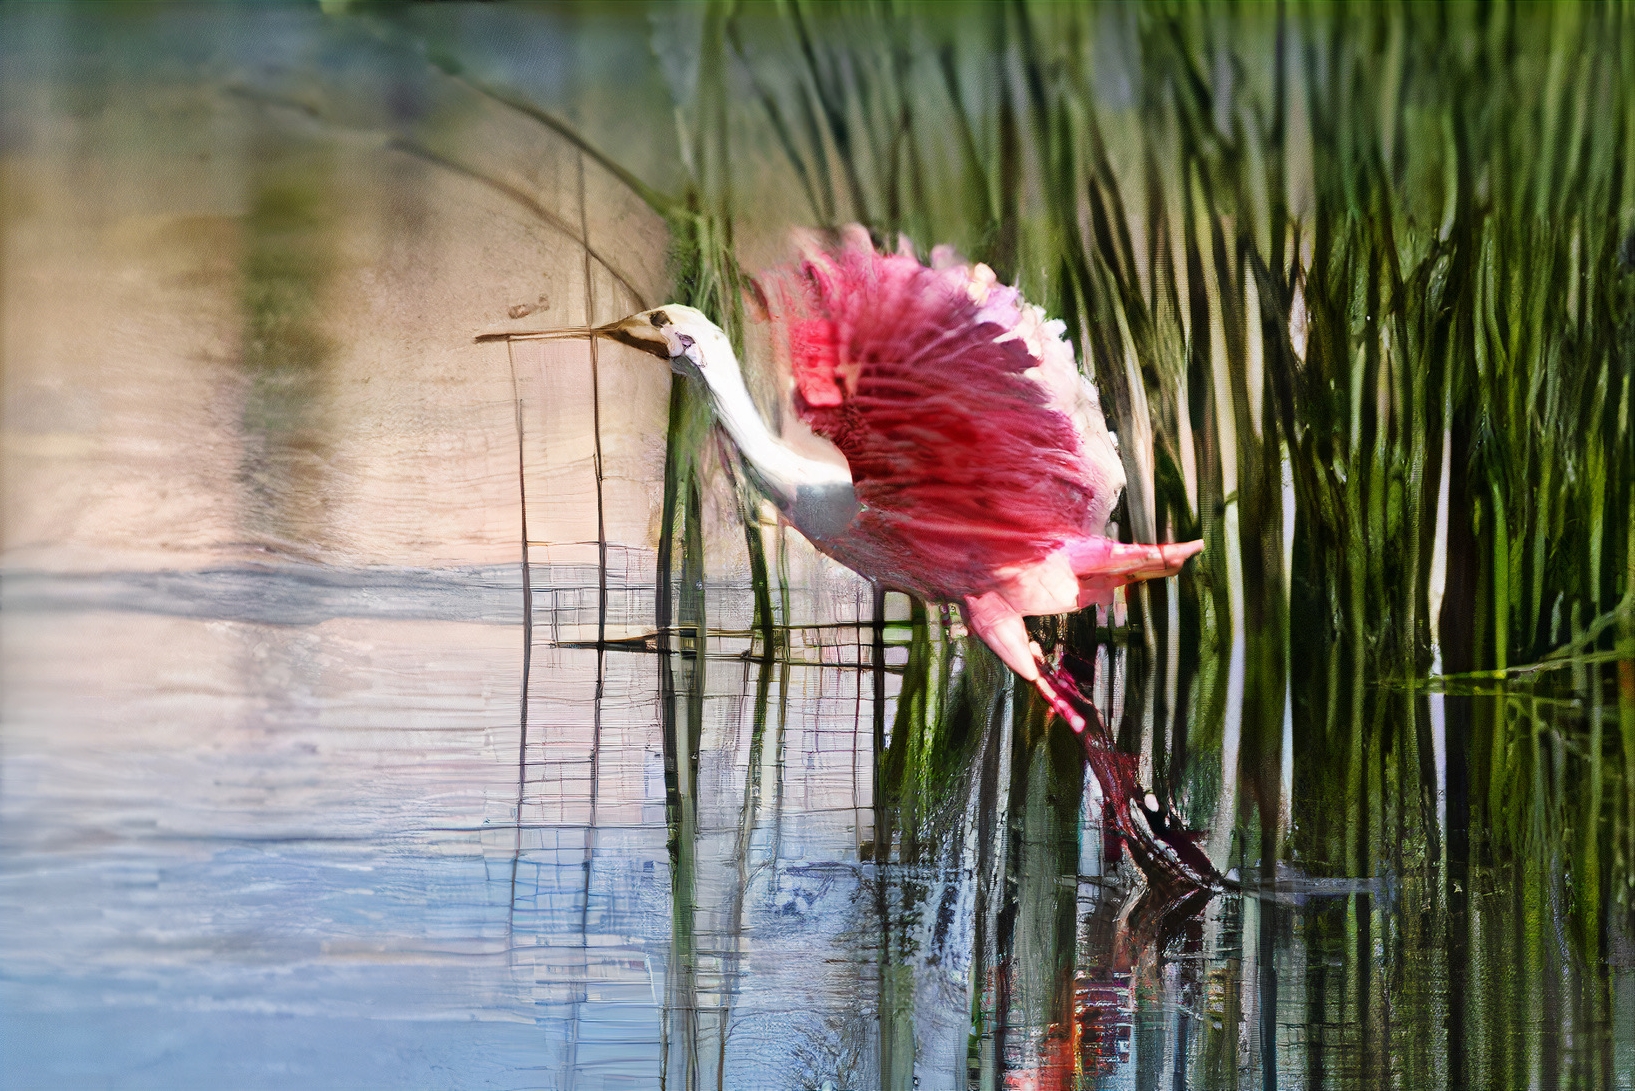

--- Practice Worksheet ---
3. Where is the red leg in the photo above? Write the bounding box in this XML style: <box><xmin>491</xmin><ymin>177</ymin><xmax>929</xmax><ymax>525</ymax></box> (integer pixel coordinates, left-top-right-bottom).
<box><xmin>1065</xmin><ymin>537</ymin><xmax>1204</xmax><ymax>583</ymax></box>
<box><xmin>1035</xmin><ymin>651</ymin><xmax>1115</xmax><ymax>747</ymax></box>
<box><xmin>962</xmin><ymin>592</ymin><xmax>1086</xmax><ymax>731</ymax></box>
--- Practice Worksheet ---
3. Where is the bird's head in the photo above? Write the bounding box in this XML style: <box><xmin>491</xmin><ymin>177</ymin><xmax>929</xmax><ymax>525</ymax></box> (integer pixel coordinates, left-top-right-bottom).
<box><xmin>596</xmin><ymin>305</ymin><xmax>729</xmax><ymax>378</ymax></box>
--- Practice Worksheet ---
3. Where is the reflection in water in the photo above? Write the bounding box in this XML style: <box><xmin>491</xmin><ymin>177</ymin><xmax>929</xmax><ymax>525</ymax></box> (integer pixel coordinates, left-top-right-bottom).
<box><xmin>3</xmin><ymin>6</ymin><xmax>1633</xmax><ymax>1088</ymax></box>
<box><xmin>5</xmin><ymin>567</ymin><xmax>1630</xmax><ymax>1089</ymax></box>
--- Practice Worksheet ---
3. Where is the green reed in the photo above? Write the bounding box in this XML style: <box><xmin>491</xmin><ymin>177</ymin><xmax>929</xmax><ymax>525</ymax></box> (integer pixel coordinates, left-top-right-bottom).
<box><xmin>726</xmin><ymin>0</ymin><xmax>1624</xmax><ymax>844</ymax></box>
<box><xmin>355</xmin><ymin>0</ymin><xmax>1635</xmax><ymax>1082</ymax></box>
<box><xmin>702</xmin><ymin>3</ymin><xmax>1634</xmax><ymax>1083</ymax></box>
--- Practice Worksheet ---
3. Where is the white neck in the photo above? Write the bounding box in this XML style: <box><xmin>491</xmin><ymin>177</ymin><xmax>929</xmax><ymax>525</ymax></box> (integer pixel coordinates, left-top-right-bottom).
<box><xmin>688</xmin><ymin>332</ymin><xmax>851</xmax><ymax>507</ymax></box>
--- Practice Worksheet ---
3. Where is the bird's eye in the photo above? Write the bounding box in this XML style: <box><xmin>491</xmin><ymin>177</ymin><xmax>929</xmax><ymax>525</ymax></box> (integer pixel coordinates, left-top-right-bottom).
<box><xmin>676</xmin><ymin>333</ymin><xmax>695</xmax><ymax>350</ymax></box>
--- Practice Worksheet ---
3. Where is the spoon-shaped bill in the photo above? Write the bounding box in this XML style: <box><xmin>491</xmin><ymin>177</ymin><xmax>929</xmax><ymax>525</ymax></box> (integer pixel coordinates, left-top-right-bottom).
<box><xmin>473</xmin><ymin>317</ymin><xmax>674</xmax><ymax>362</ymax></box>
<box><xmin>472</xmin><ymin>324</ymin><xmax>594</xmax><ymax>344</ymax></box>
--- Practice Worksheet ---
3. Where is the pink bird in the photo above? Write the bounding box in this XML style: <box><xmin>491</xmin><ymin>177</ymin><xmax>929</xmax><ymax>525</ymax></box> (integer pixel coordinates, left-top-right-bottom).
<box><xmin>599</xmin><ymin>225</ymin><xmax>1203</xmax><ymax>727</ymax></box>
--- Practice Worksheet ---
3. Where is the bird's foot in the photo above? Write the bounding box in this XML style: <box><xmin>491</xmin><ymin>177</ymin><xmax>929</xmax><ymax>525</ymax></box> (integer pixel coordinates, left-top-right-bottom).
<box><xmin>1036</xmin><ymin>647</ymin><xmax>1229</xmax><ymax>915</ymax></box>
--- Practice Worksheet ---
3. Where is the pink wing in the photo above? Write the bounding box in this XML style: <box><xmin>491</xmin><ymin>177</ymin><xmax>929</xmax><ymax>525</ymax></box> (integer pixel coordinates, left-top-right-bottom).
<box><xmin>763</xmin><ymin>227</ymin><xmax>1103</xmax><ymax>596</ymax></box>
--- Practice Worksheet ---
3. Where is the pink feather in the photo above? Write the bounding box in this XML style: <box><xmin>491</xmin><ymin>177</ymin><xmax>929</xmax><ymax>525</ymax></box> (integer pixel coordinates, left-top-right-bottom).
<box><xmin>757</xmin><ymin>226</ymin><xmax>1202</xmax><ymax>705</ymax></box>
<box><xmin>766</xmin><ymin>228</ymin><xmax>1097</xmax><ymax>596</ymax></box>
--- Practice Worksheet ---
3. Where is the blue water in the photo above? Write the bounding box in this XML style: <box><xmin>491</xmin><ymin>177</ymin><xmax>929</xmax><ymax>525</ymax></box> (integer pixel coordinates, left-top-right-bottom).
<box><xmin>0</xmin><ymin>566</ymin><xmax>891</xmax><ymax>1090</ymax></box>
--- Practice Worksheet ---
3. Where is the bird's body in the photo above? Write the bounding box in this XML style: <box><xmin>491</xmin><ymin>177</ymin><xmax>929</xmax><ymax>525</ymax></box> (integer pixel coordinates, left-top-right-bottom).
<box><xmin>600</xmin><ymin>225</ymin><xmax>1202</xmax><ymax>727</ymax></box>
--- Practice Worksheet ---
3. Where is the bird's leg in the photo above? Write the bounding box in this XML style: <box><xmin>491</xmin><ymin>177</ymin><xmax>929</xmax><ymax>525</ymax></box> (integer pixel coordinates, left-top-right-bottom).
<box><xmin>1033</xmin><ymin>649</ymin><xmax>1114</xmax><ymax>748</ymax></box>
<box><xmin>1034</xmin><ymin>651</ymin><xmax>1137</xmax><ymax>871</ymax></box>
<box><xmin>1069</xmin><ymin>539</ymin><xmax>1204</xmax><ymax>610</ymax></box>
<box><xmin>1066</xmin><ymin>538</ymin><xmax>1204</xmax><ymax>583</ymax></box>
<box><xmin>1043</xmin><ymin>650</ymin><xmax>1229</xmax><ymax>901</ymax></box>
<box><xmin>1075</xmin><ymin>577</ymin><xmax>1119</xmax><ymax>610</ymax></box>
<box><xmin>961</xmin><ymin>592</ymin><xmax>1086</xmax><ymax>731</ymax></box>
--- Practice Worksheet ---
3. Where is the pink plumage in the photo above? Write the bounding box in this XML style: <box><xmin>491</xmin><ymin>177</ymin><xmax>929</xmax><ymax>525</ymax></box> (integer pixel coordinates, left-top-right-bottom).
<box><xmin>774</xmin><ymin>229</ymin><xmax>1090</xmax><ymax>591</ymax></box>
<box><xmin>760</xmin><ymin>226</ymin><xmax>1202</xmax><ymax>726</ymax></box>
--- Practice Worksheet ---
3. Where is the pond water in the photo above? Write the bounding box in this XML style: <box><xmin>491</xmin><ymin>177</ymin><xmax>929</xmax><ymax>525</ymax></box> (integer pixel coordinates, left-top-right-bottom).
<box><xmin>4</xmin><ymin>564</ymin><xmax>1631</xmax><ymax>1090</ymax></box>
<box><xmin>4</xmin><ymin>5</ymin><xmax>1634</xmax><ymax>1088</ymax></box>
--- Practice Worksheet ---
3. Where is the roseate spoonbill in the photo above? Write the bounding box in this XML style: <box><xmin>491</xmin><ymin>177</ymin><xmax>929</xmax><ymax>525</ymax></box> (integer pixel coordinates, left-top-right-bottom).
<box><xmin>596</xmin><ymin>225</ymin><xmax>1203</xmax><ymax>729</ymax></box>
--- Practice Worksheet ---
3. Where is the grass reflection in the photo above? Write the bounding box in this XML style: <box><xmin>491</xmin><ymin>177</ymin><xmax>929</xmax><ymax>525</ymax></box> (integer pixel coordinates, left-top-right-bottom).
<box><xmin>317</xmin><ymin>2</ymin><xmax>1635</xmax><ymax>1085</ymax></box>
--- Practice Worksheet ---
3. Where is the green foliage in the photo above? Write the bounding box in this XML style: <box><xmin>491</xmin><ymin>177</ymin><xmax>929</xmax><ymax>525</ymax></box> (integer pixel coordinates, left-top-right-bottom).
<box><xmin>359</xmin><ymin>1</ymin><xmax>1635</xmax><ymax>1081</ymax></box>
<box><xmin>689</xmin><ymin>3</ymin><xmax>1635</xmax><ymax>1079</ymax></box>
<box><xmin>621</xmin><ymin>3</ymin><xmax>1634</xmax><ymax>1079</ymax></box>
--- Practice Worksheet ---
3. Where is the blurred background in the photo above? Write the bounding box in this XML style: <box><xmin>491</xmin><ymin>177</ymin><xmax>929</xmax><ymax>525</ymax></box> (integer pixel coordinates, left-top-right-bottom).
<box><xmin>2</xmin><ymin>3</ymin><xmax>1633</xmax><ymax>1089</ymax></box>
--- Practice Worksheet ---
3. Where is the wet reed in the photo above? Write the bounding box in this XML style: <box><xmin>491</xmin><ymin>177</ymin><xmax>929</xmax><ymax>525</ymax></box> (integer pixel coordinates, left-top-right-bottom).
<box><xmin>670</xmin><ymin>4</ymin><xmax>1635</xmax><ymax>1084</ymax></box>
<box><xmin>376</xmin><ymin>2</ymin><xmax>1635</xmax><ymax>1084</ymax></box>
